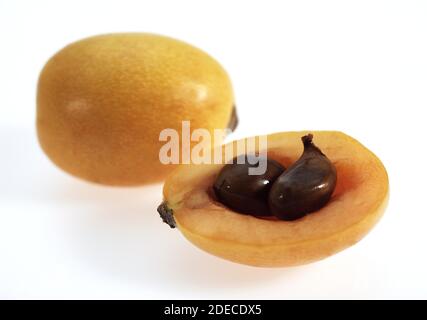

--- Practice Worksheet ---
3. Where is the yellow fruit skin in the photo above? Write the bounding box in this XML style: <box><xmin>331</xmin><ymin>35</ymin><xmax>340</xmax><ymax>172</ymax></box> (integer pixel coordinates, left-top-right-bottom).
<box><xmin>37</xmin><ymin>33</ymin><xmax>234</xmax><ymax>185</ymax></box>
<box><xmin>162</xmin><ymin>131</ymin><xmax>389</xmax><ymax>267</ymax></box>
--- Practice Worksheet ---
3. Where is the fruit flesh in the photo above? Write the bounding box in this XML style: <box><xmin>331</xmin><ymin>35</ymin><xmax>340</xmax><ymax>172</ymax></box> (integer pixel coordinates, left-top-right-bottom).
<box><xmin>161</xmin><ymin>131</ymin><xmax>389</xmax><ymax>267</ymax></box>
<box><xmin>37</xmin><ymin>33</ymin><xmax>235</xmax><ymax>185</ymax></box>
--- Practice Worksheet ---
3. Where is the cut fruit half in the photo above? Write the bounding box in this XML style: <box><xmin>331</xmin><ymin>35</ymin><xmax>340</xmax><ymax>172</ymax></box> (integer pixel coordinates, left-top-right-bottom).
<box><xmin>159</xmin><ymin>131</ymin><xmax>389</xmax><ymax>267</ymax></box>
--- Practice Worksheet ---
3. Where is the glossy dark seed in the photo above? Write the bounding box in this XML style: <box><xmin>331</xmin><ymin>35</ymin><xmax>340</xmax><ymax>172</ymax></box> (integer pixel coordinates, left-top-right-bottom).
<box><xmin>269</xmin><ymin>134</ymin><xmax>337</xmax><ymax>221</ymax></box>
<box><xmin>213</xmin><ymin>155</ymin><xmax>285</xmax><ymax>216</ymax></box>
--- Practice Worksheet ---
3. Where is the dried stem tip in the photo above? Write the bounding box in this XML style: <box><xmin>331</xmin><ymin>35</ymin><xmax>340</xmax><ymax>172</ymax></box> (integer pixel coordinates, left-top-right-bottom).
<box><xmin>157</xmin><ymin>201</ymin><xmax>176</xmax><ymax>228</ymax></box>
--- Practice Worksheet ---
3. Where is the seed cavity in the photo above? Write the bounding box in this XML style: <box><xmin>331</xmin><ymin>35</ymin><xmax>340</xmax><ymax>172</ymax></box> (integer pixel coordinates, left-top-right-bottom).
<box><xmin>212</xmin><ymin>134</ymin><xmax>337</xmax><ymax>221</ymax></box>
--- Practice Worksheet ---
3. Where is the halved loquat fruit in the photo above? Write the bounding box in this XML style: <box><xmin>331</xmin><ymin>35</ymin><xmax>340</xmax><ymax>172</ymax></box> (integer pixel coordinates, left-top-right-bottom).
<box><xmin>158</xmin><ymin>131</ymin><xmax>389</xmax><ymax>267</ymax></box>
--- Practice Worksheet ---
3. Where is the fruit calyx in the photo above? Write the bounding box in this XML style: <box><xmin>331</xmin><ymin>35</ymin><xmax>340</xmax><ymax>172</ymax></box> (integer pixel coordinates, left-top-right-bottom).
<box><xmin>157</xmin><ymin>201</ymin><xmax>176</xmax><ymax>228</ymax></box>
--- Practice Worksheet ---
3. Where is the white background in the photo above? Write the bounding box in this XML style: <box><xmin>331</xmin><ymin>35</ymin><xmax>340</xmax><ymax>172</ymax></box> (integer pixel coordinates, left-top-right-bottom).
<box><xmin>1</xmin><ymin>0</ymin><xmax>426</xmax><ymax>299</ymax></box>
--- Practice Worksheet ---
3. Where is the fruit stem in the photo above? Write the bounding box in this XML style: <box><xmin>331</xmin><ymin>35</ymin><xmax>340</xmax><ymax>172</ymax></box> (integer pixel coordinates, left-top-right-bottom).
<box><xmin>157</xmin><ymin>201</ymin><xmax>176</xmax><ymax>228</ymax></box>
<box><xmin>227</xmin><ymin>105</ymin><xmax>239</xmax><ymax>132</ymax></box>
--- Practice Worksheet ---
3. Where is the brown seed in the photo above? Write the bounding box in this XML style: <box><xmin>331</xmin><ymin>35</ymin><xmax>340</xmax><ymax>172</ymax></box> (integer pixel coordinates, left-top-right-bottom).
<box><xmin>268</xmin><ymin>134</ymin><xmax>337</xmax><ymax>221</ymax></box>
<box><xmin>213</xmin><ymin>155</ymin><xmax>285</xmax><ymax>216</ymax></box>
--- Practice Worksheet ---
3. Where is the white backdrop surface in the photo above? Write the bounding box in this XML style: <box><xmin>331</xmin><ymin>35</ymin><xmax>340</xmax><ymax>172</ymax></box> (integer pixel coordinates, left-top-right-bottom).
<box><xmin>0</xmin><ymin>0</ymin><xmax>426</xmax><ymax>299</ymax></box>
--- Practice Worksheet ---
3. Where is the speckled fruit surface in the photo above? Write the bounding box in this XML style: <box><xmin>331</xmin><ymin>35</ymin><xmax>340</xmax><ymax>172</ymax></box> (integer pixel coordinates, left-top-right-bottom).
<box><xmin>37</xmin><ymin>33</ymin><xmax>235</xmax><ymax>185</ymax></box>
